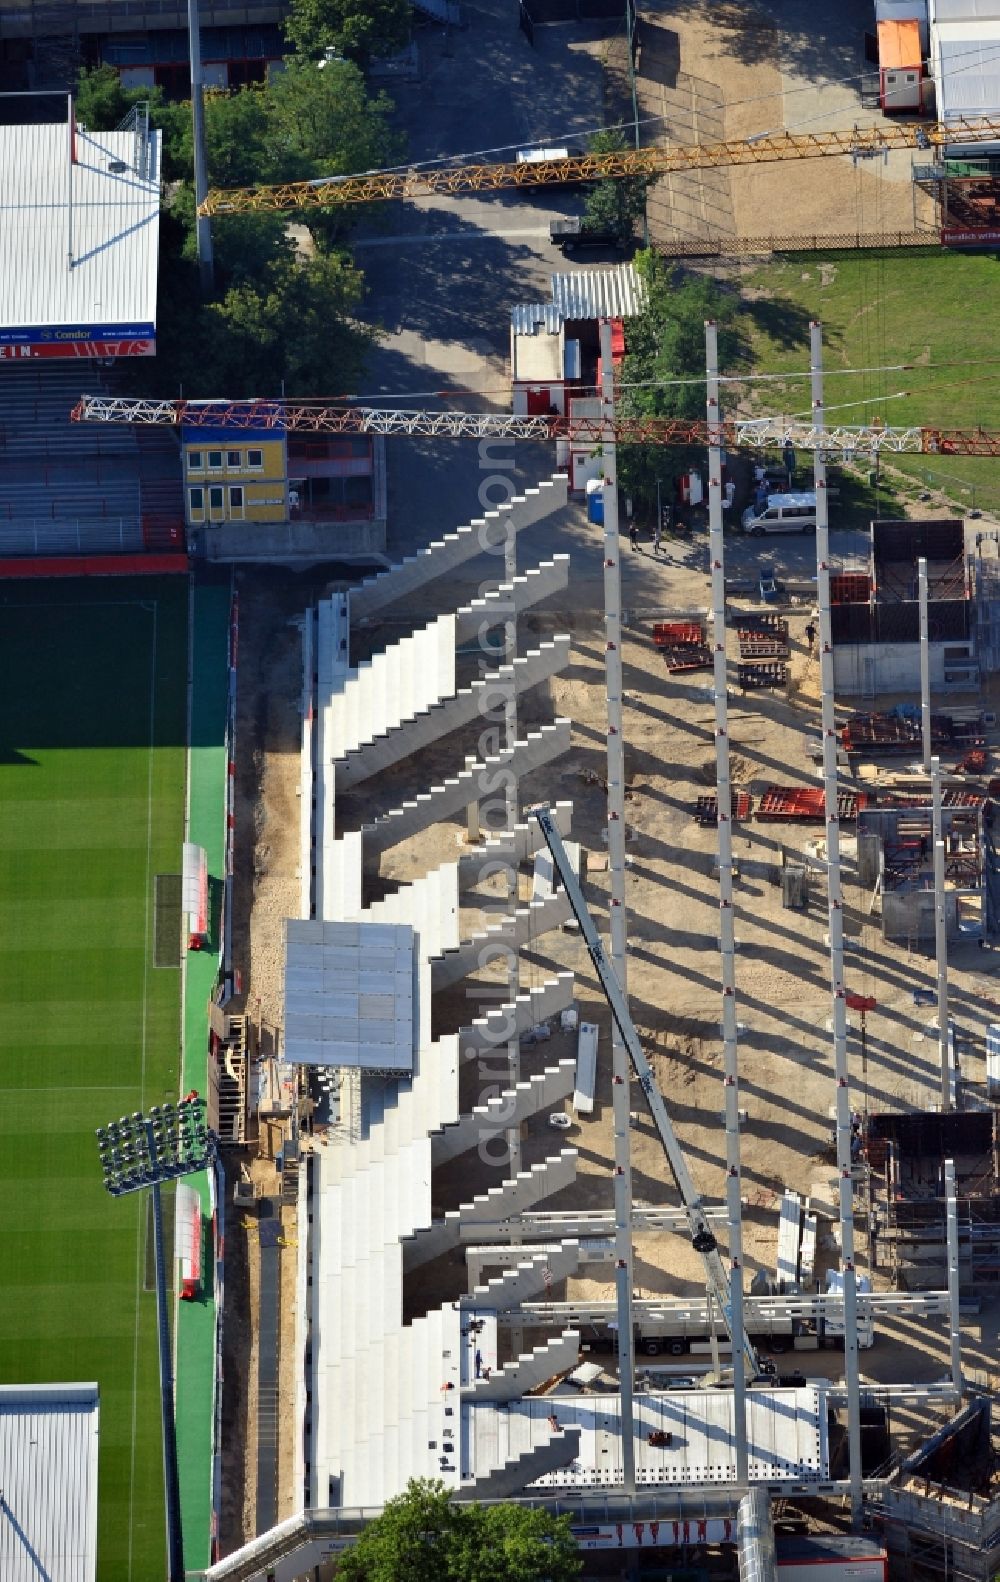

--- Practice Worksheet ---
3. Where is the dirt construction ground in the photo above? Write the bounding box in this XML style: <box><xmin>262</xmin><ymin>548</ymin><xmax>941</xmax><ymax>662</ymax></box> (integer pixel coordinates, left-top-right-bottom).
<box><xmin>613</xmin><ymin>0</ymin><xmax>935</xmax><ymax>245</ymax></box>
<box><xmin>219</xmin><ymin>539</ymin><xmax>1000</xmax><ymax>1555</ymax></box>
<box><xmin>216</xmin><ymin>0</ymin><xmax>985</xmax><ymax>1546</ymax></box>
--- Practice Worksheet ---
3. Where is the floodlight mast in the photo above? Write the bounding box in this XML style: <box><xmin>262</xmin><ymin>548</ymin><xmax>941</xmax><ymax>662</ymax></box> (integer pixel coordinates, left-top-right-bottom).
<box><xmin>96</xmin><ymin>1098</ymin><xmax>213</xmax><ymax>1582</ymax></box>
<box><xmin>532</xmin><ymin>808</ymin><xmax>762</xmax><ymax>1380</ymax></box>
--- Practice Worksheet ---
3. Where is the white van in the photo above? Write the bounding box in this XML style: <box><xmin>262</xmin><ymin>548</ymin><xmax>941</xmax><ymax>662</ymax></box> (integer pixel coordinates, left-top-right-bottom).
<box><xmin>516</xmin><ymin>146</ymin><xmax>570</xmax><ymax>165</ymax></box>
<box><xmin>740</xmin><ymin>492</ymin><xmax>817</xmax><ymax>536</ymax></box>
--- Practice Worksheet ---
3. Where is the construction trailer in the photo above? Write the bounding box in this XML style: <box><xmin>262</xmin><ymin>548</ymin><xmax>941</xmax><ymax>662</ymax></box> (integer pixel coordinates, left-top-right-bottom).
<box><xmin>831</xmin><ymin>520</ymin><xmax>976</xmax><ymax>697</ymax></box>
<box><xmin>510</xmin><ymin>265</ymin><xmax>643</xmax><ymax>424</ymax></box>
<box><xmin>866</xmin><ymin>1109</ymin><xmax>1000</xmax><ymax>1288</ymax></box>
<box><xmin>877</xmin><ymin>18</ymin><xmax>924</xmax><ymax>111</ymax></box>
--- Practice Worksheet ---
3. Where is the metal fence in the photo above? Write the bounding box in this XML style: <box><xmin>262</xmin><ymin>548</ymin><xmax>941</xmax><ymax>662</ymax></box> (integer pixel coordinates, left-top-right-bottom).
<box><xmin>656</xmin><ymin>230</ymin><xmax>938</xmax><ymax>260</ymax></box>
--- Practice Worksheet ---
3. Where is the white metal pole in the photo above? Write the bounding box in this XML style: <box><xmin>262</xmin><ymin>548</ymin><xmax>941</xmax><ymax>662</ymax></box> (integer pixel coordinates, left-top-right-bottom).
<box><xmin>812</xmin><ymin>322</ymin><xmax>864</xmax><ymax>1528</ymax></box>
<box><xmin>465</xmin><ymin>754</ymin><xmax>480</xmax><ymax>843</ymax></box>
<box><xmin>706</xmin><ymin>320</ymin><xmax>749</xmax><ymax>1481</ymax></box>
<box><xmin>919</xmin><ymin>558</ymin><xmax>932</xmax><ymax>773</ymax></box>
<box><xmin>600</xmin><ymin>319</ymin><xmax>636</xmax><ymax>1492</ymax></box>
<box><xmin>944</xmin><ymin>1158</ymin><xmax>962</xmax><ymax>1397</ymax></box>
<box><xmin>932</xmin><ymin>757</ymin><xmax>951</xmax><ymax>1111</ymax></box>
<box><xmin>187</xmin><ymin>0</ymin><xmax>215</xmax><ymax>291</ymax></box>
<box><xmin>706</xmin><ymin>1284</ymin><xmax>722</xmax><ymax>1376</ymax></box>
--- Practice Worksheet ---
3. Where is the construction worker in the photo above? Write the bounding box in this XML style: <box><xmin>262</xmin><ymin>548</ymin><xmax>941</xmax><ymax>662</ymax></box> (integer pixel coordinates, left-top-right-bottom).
<box><xmin>805</xmin><ymin>621</ymin><xmax>817</xmax><ymax>652</ymax></box>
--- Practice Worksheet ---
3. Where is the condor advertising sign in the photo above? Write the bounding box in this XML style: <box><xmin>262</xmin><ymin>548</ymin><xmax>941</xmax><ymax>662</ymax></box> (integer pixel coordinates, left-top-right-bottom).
<box><xmin>0</xmin><ymin>323</ymin><xmax>156</xmax><ymax>359</ymax></box>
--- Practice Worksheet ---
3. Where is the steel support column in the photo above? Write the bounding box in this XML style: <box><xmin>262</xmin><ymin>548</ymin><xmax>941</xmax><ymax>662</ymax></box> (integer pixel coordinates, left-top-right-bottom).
<box><xmin>919</xmin><ymin>558</ymin><xmax>932</xmax><ymax>773</ymax></box>
<box><xmin>706</xmin><ymin>319</ymin><xmax>748</xmax><ymax>1480</ymax></box>
<box><xmin>932</xmin><ymin>756</ymin><xmax>951</xmax><ymax>1110</ymax></box>
<box><xmin>600</xmin><ymin>319</ymin><xmax>636</xmax><ymax>1492</ymax></box>
<box><xmin>945</xmin><ymin>1158</ymin><xmax>963</xmax><ymax>1396</ymax></box>
<box><xmin>812</xmin><ymin>321</ymin><xmax>864</xmax><ymax>1528</ymax></box>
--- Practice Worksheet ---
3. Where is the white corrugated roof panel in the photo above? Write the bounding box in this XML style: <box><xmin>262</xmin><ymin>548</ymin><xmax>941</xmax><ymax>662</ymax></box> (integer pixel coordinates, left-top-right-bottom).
<box><xmin>284</xmin><ymin>919</ymin><xmax>415</xmax><ymax>1070</ymax></box>
<box><xmin>0</xmin><ymin>1384</ymin><xmax>99</xmax><ymax>1582</ymax></box>
<box><xmin>0</xmin><ymin>121</ymin><xmax>160</xmax><ymax>341</ymax></box>
<box><xmin>511</xmin><ymin>303</ymin><xmax>563</xmax><ymax>335</ymax></box>
<box><xmin>933</xmin><ymin>0</ymin><xmax>1000</xmax><ymax>19</ymax></box>
<box><xmin>549</xmin><ymin>263</ymin><xmax>646</xmax><ymax>322</ymax></box>
<box><xmin>935</xmin><ymin>25</ymin><xmax>1000</xmax><ymax>118</ymax></box>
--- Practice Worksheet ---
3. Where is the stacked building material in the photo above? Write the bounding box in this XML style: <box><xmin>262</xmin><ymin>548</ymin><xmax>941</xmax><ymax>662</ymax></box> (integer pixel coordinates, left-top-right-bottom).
<box><xmin>756</xmin><ymin>786</ymin><xmax>861</xmax><ymax>823</ymax></box>
<box><xmin>842</xmin><ymin>711</ymin><xmax>985</xmax><ymax>756</ymax></box>
<box><xmin>652</xmin><ymin>621</ymin><xmax>712</xmax><ymax>673</ymax></box>
<box><xmin>693</xmin><ymin>790</ymin><xmax>753</xmax><ymax>826</ymax></box>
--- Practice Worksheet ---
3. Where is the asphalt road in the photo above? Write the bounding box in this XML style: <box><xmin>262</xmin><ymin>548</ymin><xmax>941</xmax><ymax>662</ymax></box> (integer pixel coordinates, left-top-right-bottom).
<box><xmin>352</xmin><ymin>3</ymin><xmax>877</xmax><ymax>607</ymax></box>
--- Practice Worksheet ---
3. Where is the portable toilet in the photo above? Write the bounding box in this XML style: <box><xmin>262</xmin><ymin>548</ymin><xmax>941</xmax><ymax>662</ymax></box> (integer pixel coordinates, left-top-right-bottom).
<box><xmin>586</xmin><ymin>476</ymin><xmax>604</xmax><ymax>524</ymax></box>
<box><xmin>877</xmin><ymin>18</ymin><xmax>923</xmax><ymax>111</ymax></box>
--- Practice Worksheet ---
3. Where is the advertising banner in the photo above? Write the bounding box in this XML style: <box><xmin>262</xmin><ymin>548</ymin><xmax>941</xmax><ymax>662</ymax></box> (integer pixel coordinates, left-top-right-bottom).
<box><xmin>573</xmin><ymin>1517</ymin><xmax>736</xmax><ymax>1550</ymax></box>
<box><xmin>941</xmin><ymin>228</ymin><xmax>1000</xmax><ymax>248</ymax></box>
<box><xmin>0</xmin><ymin>338</ymin><xmax>155</xmax><ymax>359</ymax></box>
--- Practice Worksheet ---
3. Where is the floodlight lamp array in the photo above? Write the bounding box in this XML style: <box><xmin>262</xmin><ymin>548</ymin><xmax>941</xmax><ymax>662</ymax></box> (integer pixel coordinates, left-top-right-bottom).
<box><xmin>96</xmin><ymin>1098</ymin><xmax>213</xmax><ymax>1197</ymax></box>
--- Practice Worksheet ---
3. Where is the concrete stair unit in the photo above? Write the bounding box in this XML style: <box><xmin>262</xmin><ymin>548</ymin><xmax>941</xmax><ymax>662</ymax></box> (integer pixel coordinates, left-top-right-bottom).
<box><xmin>327</xmin><ymin>612</ymin><xmax>457</xmax><ymax>762</ymax></box>
<box><xmin>430</xmin><ymin>890</ymin><xmax>573</xmax><ymax>992</ymax></box>
<box><xmin>465</xmin><ymin>1239</ymin><xmax>581</xmax><ymax>1306</ymax></box>
<box><xmin>460</xmin><ymin>971</ymin><xmax>575</xmax><ymax>1056</ymax></box>
<box><xmin>360</xmin><ymin>719</ymin><xmax>572</xmax><ymax>862</ymax></box>
<box><xmin>453</xmin><ymin>555</ymin><xmax>571</xmax><ymax>646</ymax></box>
<box><xmin>462</xmin><ymin>1330</ymin><xmax>580</xmax><ymax>1401</ymax></box>
<box><xmin>455</xmin><ymin>1427</ymin><xmax>582</xmax><ymax>1501</ymax></box>
<box><xmin>456</xmin><ymin>801</ymin><xmax>573</xmax><ymax>893</ymax></box>
<box><xmin>401</xmin><ymin>1149</ymin><xmax>579</xmax><ymax>1271</ymax></box>
<box><xmin>335</xmin><ymin>635</ymin><xmax>571</xmax><ymax>791</ymax></box>
<box><xmin>430</xmin><ymin>1059</ymin><xmax>576</xmax><ymax>1166</ymax></box>
<box><xmin>314</xmin><ymin>597</ymin><xmax>352</xmax><ymax>917</ymax></box>
<box><xmin>348</xmin><ymin>475</ymin><xmax>570</xmax><ymax>623</ymax></box>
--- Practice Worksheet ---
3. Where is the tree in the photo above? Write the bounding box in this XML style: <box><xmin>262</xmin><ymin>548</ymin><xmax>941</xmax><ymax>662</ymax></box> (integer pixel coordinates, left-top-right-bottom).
<box><xmin>283</xmin><ymin>0</ymin><xmax>412</xmax><ymax>66</ymax></box>
<box><xmin>616</xmin><ymin>250</ymin><xmax>744</xmax><ymax>509</ymax></box>
<box><xmin>184</xmin><ymin>248</ymin><xmax>376</xmax><ymax>397</ymax></box>
<box><xmin>265</xmin><ymin>58</ymin><xmax>402</xmax><ymax>181</ymax></box>
<box><xmin>74</xmin><ymin>63</ymin><xmax>135</xmax><ymax>128</ymax></box>
<box><xmin>76</xmin><ymin>45</ymin><xmax>401</xmax><ymax>399</ymax></box>
<box><xmin>74</xmin><ymin>65</ymin><xmax>189</xmax><ymax>179</ymax></box>
<box><xmin>335</xmin><ymin>1479</ymin><xmax>582</xmax><ymax>1582</ymax></box>
<box><xmin>582</xmin><ymin>128</ymin><xmax>651</xmax><ymax>243</ymax></box>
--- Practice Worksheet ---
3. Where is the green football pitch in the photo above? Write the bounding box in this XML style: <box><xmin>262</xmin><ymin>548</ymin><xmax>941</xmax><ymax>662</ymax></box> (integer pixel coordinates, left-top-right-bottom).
<box><xmin>0</xmin><ymin>578</ymin><xmax>189</xmax><ymax>1581</ymax></box>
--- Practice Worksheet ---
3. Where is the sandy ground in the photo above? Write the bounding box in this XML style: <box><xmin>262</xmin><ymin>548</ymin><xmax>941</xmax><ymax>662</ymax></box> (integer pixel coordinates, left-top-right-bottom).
<box><xmin>625</xmin><ymin>0</ymin><xmax>936</xmax><ymax>246</ymax></box>
<box><xmin>218</xmin><ymin>550</ymin><xmax>999</xmax><ymax>1550</ymax></box>
<box><xmin>221</xmin><ymin>568</ymin><xmax>343</xmax><ymax>1553</ymax></box>
<box><xmin>339</xmin><ymin>574</ymin><xmax>1000</xmax><ymax>1451</ymax></box>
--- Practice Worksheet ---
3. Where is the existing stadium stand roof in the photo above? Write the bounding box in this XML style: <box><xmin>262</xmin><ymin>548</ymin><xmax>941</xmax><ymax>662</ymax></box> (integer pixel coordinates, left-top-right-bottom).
<box><xmin>0</xmin><ymin>1383</ymin><xmax>99</xmax><ymax>1582</ymax></box>
<box><xmin>0</xmin><ymin>119</ymin><xmax>160</xmax><ymax>359</ymax></box>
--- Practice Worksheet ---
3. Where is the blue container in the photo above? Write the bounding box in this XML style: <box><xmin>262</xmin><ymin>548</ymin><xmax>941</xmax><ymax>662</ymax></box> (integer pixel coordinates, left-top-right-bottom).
<box><xmin>587</xmin><ymin>489</ymin><xmax>604</xmax><ymax>525</ymax></box>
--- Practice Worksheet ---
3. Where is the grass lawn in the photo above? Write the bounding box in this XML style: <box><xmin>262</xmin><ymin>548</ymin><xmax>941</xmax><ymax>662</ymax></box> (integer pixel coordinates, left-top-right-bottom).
<box><xmin>0</xmin><ymin>577</ymin><xmax>188</xmax><ymax>1581</ymax></box>
<box><xmin>742</xmin><ymin>247</ymin><xmax>1000</xmax><ymax>517</ymax></box>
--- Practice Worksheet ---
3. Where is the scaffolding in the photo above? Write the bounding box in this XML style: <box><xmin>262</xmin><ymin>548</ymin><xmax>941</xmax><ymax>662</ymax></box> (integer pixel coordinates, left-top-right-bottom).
<box><xmin>874</xmin><ymin>1400</ymin><xmax>1000</xmax><ymax>1582</ymax></box>
<box><xmin>866</xmin><ymin>1112</ymin><xmax>1000</xmax><ymax>1289</ymax></box>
